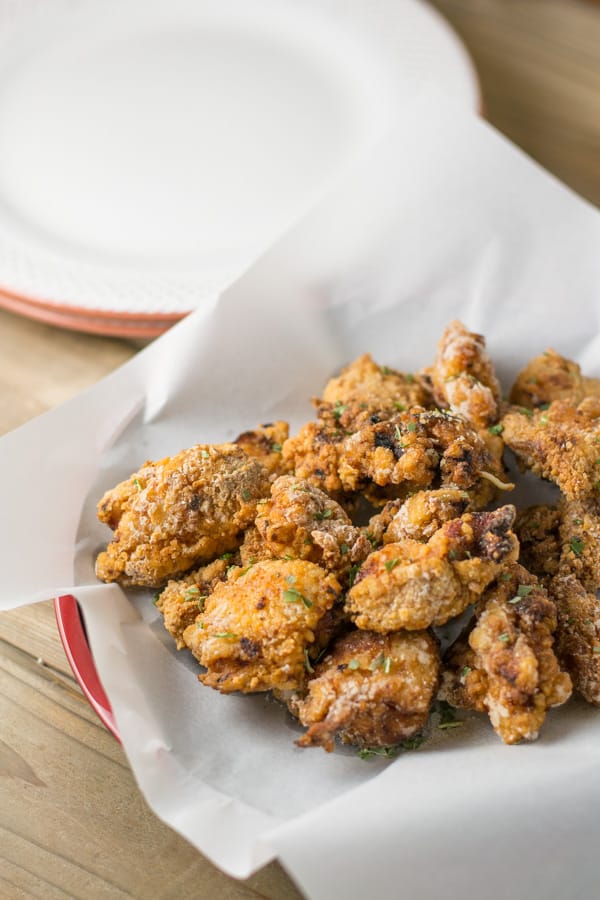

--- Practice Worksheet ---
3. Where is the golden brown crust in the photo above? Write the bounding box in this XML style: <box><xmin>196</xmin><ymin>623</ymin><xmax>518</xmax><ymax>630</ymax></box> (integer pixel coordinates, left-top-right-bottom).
<box><xmin>183</xmin><ymin>559</ymin><xmax>342</xmax><ymax>694</ymax></box>
<box><xmin>427</xmin><ymin>320</ymin><xmax>502</xmax><ymax>430</ymax></box>
<box><xmin>156</xmin><ymin>559</ymin><xmax>229</xmax><ymax>649</ymax></box>
<box><xmin>296</xmin><ymin>629</ymin><xmax>440</xmax><ymax>752</ymax></box>
<box><xmin>345</xmin><ymin>506</ymin><xmax>519</xmax><ymax>631</ymax></box>
<box><xmin>502</xmin><ymin>398</ymin><xmax>600</xmax><ymax>500</ymax></box>
<box><xmin>255</xmin><ymin>475</ymin><xmax>370</xmax><ymax>581</ymax></box>
<box><xmin>549</xmin><ymin>571</ymin><xmax>600</xmax><ymax>705</ymax></box>
<box><xmin>95</xmin><ymin>444</ymin><xmax>271</xmax><ymax>587</ymax></box>
<box><xmin>281</xmin><ymin>420</ymin><xmax>346</xmax><ymax>497</ymax></box>
<box><xmin>514</xmin><ymin>505</ymin><xmax>561</xmax><ymax>583</ymax></box>
<box><xmin>440</xmin><ymin>564</ymin><xmax>572</xmax><ymax>743</ymax></box>
<box><xmin>510</xmin><ymin>350</ymin><xmax>586</xmax><ymax>408</ymax></box>
<box><xmin>383</xmin><ymin>488</ymin><xmax>470</xmax><ymax>544</ymax></box>
<box><xmin>558</xmin><ymin>497</ymin><xmax>600</xmax><ymax>592</ymax></box>
<box><xmin>234</xmin><ymin>421</ymin><xmax>290</xmax><ymax>479</ymax></box>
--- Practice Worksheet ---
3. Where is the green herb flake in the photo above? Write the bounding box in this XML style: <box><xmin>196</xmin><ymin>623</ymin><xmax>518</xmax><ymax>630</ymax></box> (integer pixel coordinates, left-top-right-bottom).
<box><xmin>220</xmin><ymin>552</ymin><xmax>233</xmax><ymax>561</ymax></box>
<box><xmin>593</xmin><ymin>646</ymin><xmax>600</xmax><ymax>654</ymax></box>
<box><xmin>152</xmin><ymin>591</ymin><xmax>162</xmax><ymax>606</ymax></box>
<box><xmin>215</xmin><ymin>631</ymin><xmax>237</xmax><ymax>639</ymax></box>
<box><xmin>570</xmin><ymin>538</ymin><xmax>585</xmax><ymax>556</ymax></box>
<box><xmin>394</xmin><ymin>424</ymin><xmax>403</xmax><ymax>442</ymax></box>
<box><xmin>573</xmin><ymin>518</ymin><xmax>583</xmax><ymax>525</ymax></box>
<box><xmin>271</xmin><ymin>442</ymin><xmax>282</xmax><ymax>453</ymax></box>
<box><xmin>448</xmin><ymin>549</ymin><xmax>458</xmax><ymax>560</ymax></box>
<box><xmin>133</xmin><ymin>478</ymin><xmax>142</xmax><ymax>491</ymax></box>
<box><xmin>358</xmin><ymin>746</ymin><xmax>398</xmax><ymax>760</ymax></box>
<box><xmin>283</xmin><ymin>588</ymin><xmax>312</xmax><ymax>608</ymax></box>
<box><xmin>285</xmin><ymin>574</ymin><xmax>297</xmax><ymax>585</ymax></box>
<box><xmin>519</xmin><ymin>407</ymin><xmax>534</xmax><ymax>418</ymax></box>
<box><xmin>498</xmin><ymin>633</ymin><xmax>510</xmax><ymax>642</ymax></box>
<box><xmin>461</xmin><ymin>666</ymin><xmax>472</xmax><ymax>679</ymax></box>
<box><xmin>315</xmin><ymin>508</ymin><xmax>333</xmax><ymax>521</ymax></box>
<box><xmin>393</xmin><ymin>401</ymin><xmax>406</xmax><ymax>411</ymax></box>
<box><xmin>407</xmin><ymin>421</ymin><xmax>417</xmax><ymax>432</ymax></box>
<box><xmin>384</xmin><ymin>558</ymin><xmax>400</xmax><ymax>572</ymax></box>
<box><xmin>369</xmin><ymin>653</ymin><xmax>385</xmax><ymax>671</ymax></box>
<box><xmin>437</xmin><ymin>701</ymin><xmax>462</xmax><ymax>730</ymax></box>
<box><xmin>333</xmin><ymin>401</ymin><xmax>348</xmax><ymax>420</ymax></box>
<box><xmin>348</xmin><ymin>564</ymin><xmax>360</xmax><ymax>588</ymax></box>
<box><xmin>500</xmin><ymin>573</ymin><xmax>512</xmax><ymax>582</ymax></box>
<box><xmin>509</xmin><ymin>584</ymin><xmax>534</xmax><ymax>603</ymax></box>
<box><xmin>201</xmin><ymin>449</ymin><xmax>210</xmax><ymax>459</ymax></box>
<box><xmin>241</xmin><ymin>489</ymin><xmax>252</xmax><ymax>502</ymax></box>
<box><xmin>405</xmin><ymin>373</ymin><xmax>415</xmax><ymax>383</ymax></box>
<box><xmin>540</xmin><ymin>414</ymin><xmax>549</xmax><ymax>426</ymax></box>
<box><xmin>488</xmin><ymin>424</ymin><xmax>504</xmax><ymax>436</ymax></box>
<box><xmin>401</xmin><ymin>734</ymin><xmax>425</xmax><ymax>751</ymax></box>
<box><xmin>348</xmin><ymin>658</ymin><xmax>360</xmax><ymax>670</ymax></box>
<box><xmin>196</xmin><ymin>595</ymin><xmax>207</xmax><ymax>611</ymax></box>
<box><xmin>304</xmin><ymin>649</ymin><xmax>315</xmax><ymax>673</ymax></box>
<box><xmin>340</xmin><ymin>543</ymin><xmax>349</xmax><ymax>555</ymax></box>
<box><xmin>539</xmin><ymin>402</ymin><xmax>550</xmax><ymax>411</ymax></box>
<box><xmin>381</xmin><ymin>365</ymin><xmax>392</xmax><ymax>375</ymax></box>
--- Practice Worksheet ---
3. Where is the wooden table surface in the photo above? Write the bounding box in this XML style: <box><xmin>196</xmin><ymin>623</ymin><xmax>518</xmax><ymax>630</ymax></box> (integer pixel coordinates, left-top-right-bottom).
<box><xmin>1</xmin><ymin>2</ymin><xmax>599</xmax><ymax>897</ymax></box>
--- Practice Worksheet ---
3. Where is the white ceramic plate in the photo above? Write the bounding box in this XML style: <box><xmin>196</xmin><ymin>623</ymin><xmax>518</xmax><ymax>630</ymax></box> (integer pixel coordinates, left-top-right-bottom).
<box><xmin>0</xmin><ymin>0</ymin><xmax>479</xmax><ymax>328</ymax></box>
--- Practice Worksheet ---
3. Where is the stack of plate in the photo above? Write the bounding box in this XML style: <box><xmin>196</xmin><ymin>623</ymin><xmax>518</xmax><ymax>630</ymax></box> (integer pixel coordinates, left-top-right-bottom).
<box><xmin>0</xmin><ymin>0</ymin><xmax>479</xmax><ymax>338</ymax></box>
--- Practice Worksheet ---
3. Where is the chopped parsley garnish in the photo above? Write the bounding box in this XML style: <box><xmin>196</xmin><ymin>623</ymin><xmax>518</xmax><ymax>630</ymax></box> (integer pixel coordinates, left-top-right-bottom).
<box><xmin>498</xmin><ymin>633</ymin><xmax>510</xmax><ymax>642</ymax></box>
<box><xmin>348</xmin><ymin>659</ymin><xmax>360</xmax><ymax>670</ymax></box>
<box><xmin>407</xmin><ymin>421</ymin><xmax>417</xmax><ymax>432</ymax></box>
<box><xmin>215</xmin><ymin>632</ymin><xmax>237</xmax><ymax>639</ymax></box>
<box><xmin>286</xmin><ymin>574</ymin><xmax>297</xmax><ymax>585</ymax></box>
<box><xmin>271</xmin><ymin>442</ymin><xmax>282</xmax><ymax>453</ymax></box>
<box><xmin>358</xmin><ymin>746</ymin><xmax>398</xmax><ymax>760</ymax></box>
<box><xmin>394</xmin><ymin>424</ymin><xmax>403</xmax><ymax>442</ymax></box>
<box><xmin>340</xmin><ymin>543</ymin><xmax>349</xmax><ymax>555</ymax></box>
<box><xmin>315</xmin><ymin>508</ymin><xmax>333</xmax><ymax>521</ymax></box>
<box><xmin>241</xmin><ymin>489</ymin><xmax>251</xmax><ymax>501</ymax></box>
<box><xmin>393</xmin><ymin>401</ymin><xmax>406</xmax><ymax>411</ymax></box>
<box><xmin>400</xmin><ymin>733</ymin><xmax>425</xmax><ymax>751</ymax></box>
<box><xmin>461</xmin><ymin>666</ymin><xmax>471</xmax><ymax>679</ymax></box>
<box><xmin>508</xmin><ymin>584</ymin><xmax>534</xmax><ymax>603</ymax></box>
<box><xmin>152</xmin><ymin>591</ymin><xmax>163</xmax><ymax>605</ymax></box>
<box><xmin>437</xmin><ymin>701</ymin><xmax>462</xmax><ymax>730</ymax></box>
<box><xmin>283</xmin><ymin>588</ymin><xmax>312</xmax><ymax>608</ymax></box>
<box><xmin>369</xmin><ymin>653</ymin><xmax>385</xmax><ymax>671</ymax></box>
<box><xmin>539</xmin><ymin>402</ymin><xmax>550</xmax><ymax>410</ymax></box>
<box><xmin>500</xmin><ymin>573</ymin><xmax>512</xmax><ymax>582</ymax></box>
<box><xmin>201</xmin><ymin>449</ymin><xmax>210</xmax><ymax>459</ymax></box>
<box><xmin>540</xmin><ymin>414</ymin><xmax>549</xmax><ymax>426</ymax></box>
<box><xmin>488</xmin><ymin>424</ymin><xmax>504</xmax><ymax>435</ymax></box>
<box><xmin>593</xmin><ymin>647</ymin><xmax>600</xmax><ymax>654</ymax></box>
<box><xmin>448</xmin><ymin>549</ymin><xmax>458</xmax><ymax>560</ymax></box>
<box><xmin>133</xmin><ymin>478</ymin><xmax>142</xmax><ymax>491</ymax></box>
<box><xmin>220</xmin><ymin>552</ymin><xmax>233</xmax><ymax>561</ymax></box>
<box><xmin>196</xmin><ymin>596</ymin><xmax>207</xmax><ymax>611</ymax></box>
<box><xmin>573</xmin><ymin>518</ymin><xmax>583</xmax><ymax>525</ymax></box>
<box><xmin>384</xmin><ymin>558</ymin><xmax>400</xmax><ymax>572</ymax></box>
<box><xmin>348</xmin><ymin>565</ymin><xmax>360</xmax><ymax>588</ymax></box>
<box><xmin>570</xmin><ymin>538</ymin><xmax>585</xmax><ymax>557</ymax></box>
<box><xmin>333</xmin><ymin>401</ymin><xmax>348</xmax><ymax>420</ymax></box>
<box><xmin>381</xmin><ymin>365</ymin><xmax>392</xmax><ymax>375</ymax></box>
<box><xmin>304</xmin><ymin>649</ymin><xmax>315</xmax><ymax>673</ymax></box>
<box><xmin>518</xmin><ymin>407</ymin><xmax>534</xmax><ymax>417</ymax></box>
<box><xmin>405</xmin><ymin>373</ymin><xmax>415</xmax><ymax>383</ymax></box>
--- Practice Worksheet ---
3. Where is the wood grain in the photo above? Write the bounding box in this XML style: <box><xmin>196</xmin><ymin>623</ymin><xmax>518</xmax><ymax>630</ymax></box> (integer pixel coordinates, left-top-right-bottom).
<box><xmin>1</xmin><ymin>2</ymin><xmax>599</xmax><ymax>897</ymax></box>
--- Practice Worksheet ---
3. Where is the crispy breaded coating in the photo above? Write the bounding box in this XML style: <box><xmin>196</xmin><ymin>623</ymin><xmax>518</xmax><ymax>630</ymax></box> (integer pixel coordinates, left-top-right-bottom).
<box><xmin>383</xmin><ymin>488</ymin><xmax>470</xmax><ymax>544</ymax></box>
<box><xmin>95</xmin><ymin>444</ymin><xmax>270</xmax><ymax>587</ymax></box>
<box><xmin>514</xmin><ymin>505</ymin><xmax>561</xmax><ymax>582</ymax></box>
<box><xmin>440</xmin><ymin>564</ymin><xmax>572</xmax><ymax>743</ymax></box>
<box><xmin>428</xmin><ymin>320</ymin><xmax>502</xmax><ymax>430</ymax></box>
<box><xmin>550</xmin><ymin>571</ymin><xmax>600</xmax><ymax>705</ymax></box>
<box><xmin>281</xmin><ymin>420</ymin><xmax>346</xmax><ymax>497</ymax></box>
<box><xmin>502</xmin><ymin>398</ymin><xmax>600</xmax><ymax>500</ymax></box>
<box><xmin>315</xmin><ymin>353</ymin><xmax>429</xmax><ymax>431</ymax></box>
<box><xmin>509</xmin><ymin>349</ymin><xmax>600</xmax><ymax>408</ymax></box>
<box><xmin>238</xmin><ymin>525</ymin><xmax>273</xmax><ymax>566</ymax></box>
<box><xmin>339</xmin><ymin>407</ymin><xmax>506</xmax><ymax>505</ymax></box>
<box><xmin>346</xmin><ymin>506</ymin><xmax>519</xmax><ymax>631</ymax></box>
<box><xmin>296</xmin><ymin>629</ymin><xmax>440</xmax><ymax>752</ymax></box>
<box><xmin>558</xmin><ymin>497</ymin><xmax>600</xmax><ymax>592</ymax></box>
<box><xmin>156</xmin><ymin>559</ymin><xmax>229</xmax><ymax>649</ymax></box>
<box><xmin>183</xmin><ymin>559</ymin><xmax>342</xmax><ymax>693</ymax></box>
<box><xmin>234</xmin><ymin>421</ymin><xmax>290</xmax><ymax>479</ymax></box>
<box><xmin>255</xmin><ymin>476</ymin><xmax>370</xmax><ymax>580</ymax></box>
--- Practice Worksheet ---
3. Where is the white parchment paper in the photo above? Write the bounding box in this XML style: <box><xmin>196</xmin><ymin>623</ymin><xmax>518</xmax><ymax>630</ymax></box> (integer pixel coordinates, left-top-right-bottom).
<box><xmin>1</xmin><ymin>95</ymin><xmax>599</xmax><ymax>897</ymax></box>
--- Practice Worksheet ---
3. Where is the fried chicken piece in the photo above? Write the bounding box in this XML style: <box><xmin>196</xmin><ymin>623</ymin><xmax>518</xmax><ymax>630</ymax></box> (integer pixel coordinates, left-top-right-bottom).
<box><xmin>346</xmin><ymin>506</ymin><xmax>519</xmax><ymax>631</ymax></box>
<box><xmin>558</xmin><ymin>497</ymin><xmax>600</xmax><ymax>592</ymax></box>
<box><xmin>183</xmin><ymin>559</ymin><xmax>342</xmax><ymax>693</ymax></box>
<box><xmin>255</xmin><ymin>476</ymin><xmax>370</xmax><ymax>581</ymax></box>
<box><xmin>234</xmin><ymin>421</ymin><xmax>290</xmax><ymax>479</ymax></box>
<box><xmin>315</xmin><ymin>353</ymin><xmax>429</xmax><ymax>432</ymax></box>
<box><xmin>296</xmin><ymin>629</ymin><xmax>440</xmax><ymax>752</ymax></box>
<box><xmin>382</xmin><ymin>488</ymin><xmax>470</xmax><ymax>544</ymax></box>
<box><xmin>502</xmin><ymin>398</ymin><xmax>600</xmax><ymax>500</ymax></box>
<box><xmin>339</xmin><ymin>407</ymin><xmax>508</xmax><ymax>506</ymax></box>
<box><xmin>440</xmin><ymin>564</ymin><xmax>572</xmax><ymax>743</ymax></box>
<box><xmin>95</xmin><ymin>444</ymin><xmax>270</xmax><ymax>587</ymax></box>
<box><xmin>514</xmin><ymin>505</ymin><xmax>561</xmax><ymax>583</ymax></box>
<box><xmin>509</xmin><ymin>349</ymin><xmax>600</xmax><ymax>408</ymax></box>
<box><xmin>550</xmin><ymin>571</ymin><xmax>600</xmax><ymax>705</ymax></box>
<box><xmin>156</xmin><ymin>558</ymin><xmax>229</xmax><ymax>649</ymax></box>
<box><xmin>238</xmin><ymin>525</ymin><xmax>273</xmax><ymax>566</ymax></box>
<box><xmin>282</xmin><ymin>420</ymin><xmax>346</xmax><ymax>497</ymax></box>
<box><xmin>427</xmin><ymin>320</ymin><xmax>502</xmax><ymax>430</ymax></box>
